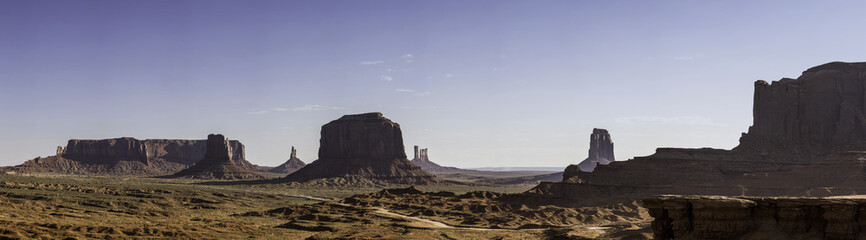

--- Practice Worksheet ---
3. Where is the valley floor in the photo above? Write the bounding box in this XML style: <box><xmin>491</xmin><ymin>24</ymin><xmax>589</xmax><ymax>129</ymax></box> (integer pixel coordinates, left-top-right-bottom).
<box><xmin>0</xmin><ymin>174</ymin><xmax>651</xmax><ymax>239</ymax></box>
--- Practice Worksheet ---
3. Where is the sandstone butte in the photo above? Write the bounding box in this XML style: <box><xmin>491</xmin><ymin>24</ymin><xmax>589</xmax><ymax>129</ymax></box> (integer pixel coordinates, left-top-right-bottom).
<box><xmin>527</xmin><ymin>62</ymin><xmax>866</xmax><ymax>206</ymax></box>
<box><xmin>268</xmin><ymin>146</ymin><xmax>306</xmax><ymax>174</ymax></box>
<box><xmin>170</xmin><ymin>134</ymin><xmax>263</xmax><ymax>180</ymax></box>
<box><xmin>566</xmin><ymin>128</ymin><xmax>615</xmax><ymax>174</ymax></box>
<box><xmin>282</xmin><ymin>112</ymin><xmax>438</xmax><ymax>185</ymax></box>
<box><xmin>5</xmin><ymin>137</ymin><xmax>256</xmax><ymax>175</ymax></box>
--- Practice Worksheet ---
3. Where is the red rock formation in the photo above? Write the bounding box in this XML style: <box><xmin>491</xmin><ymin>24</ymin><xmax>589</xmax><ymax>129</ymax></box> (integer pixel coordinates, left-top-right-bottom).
<box><xmin>528</xmin><ymin>62</ymin><xmax>866</xmax><ymax>205</ymax></box>
<box><xmin>9</xmin><ymin>137</ymin><xmax>256</xmax><ymax>175</ymax></box>
<box><xmin>409</xmin><ymin>145</ymin><xmax>478</xmax><ymax>174</ymax></box>
<box><xmin>283</xmin><ymin>113</ymin><xmax>437</xmax><ymax>184</ymax></box>
<box><xmin>269</xmin><ymin>146</ymin><xmax>306</xmax><ymax>174</ymax></box>
<box><xmin>170</xmin><ymin>134</ymin><xmax>263</xmax><ymax>180</ymax></box>
<box><xmin>564</xmin><ymin>128</ymin><xmax>615</xmax><ymax>177</ymax></box>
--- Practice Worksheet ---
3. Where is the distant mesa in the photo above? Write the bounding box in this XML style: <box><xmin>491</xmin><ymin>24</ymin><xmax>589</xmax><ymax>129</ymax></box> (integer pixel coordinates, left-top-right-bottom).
<box><xmin>170</xmin><ymin>134</ymin><xmax>263</xmax><ymax>180</ymax></box>
<box><xmin>283</xmin><ymin>112</ymin><xmax>438</xmax><ymax>184</ymax></box>
<box><xmin>8</xmin><ymin>137</ymin><xmax>256</xmax><ymax>175</ymax></box>
<box><xmin>528</xmin><ymin>61</ymin><xmax>866</xmax><ymax>205</ymax></box>
<box><xmin>269</xmin><ymin>146</ymin><xmax>306</xmax><ymax>174</ymax></box>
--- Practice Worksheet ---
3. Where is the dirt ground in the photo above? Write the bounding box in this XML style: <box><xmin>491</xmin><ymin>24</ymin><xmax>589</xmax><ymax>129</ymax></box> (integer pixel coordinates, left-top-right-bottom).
<box><xmin>0</xmin><ymin>173</ymin><xmax>652</xmax><ymax>239</ymax></box>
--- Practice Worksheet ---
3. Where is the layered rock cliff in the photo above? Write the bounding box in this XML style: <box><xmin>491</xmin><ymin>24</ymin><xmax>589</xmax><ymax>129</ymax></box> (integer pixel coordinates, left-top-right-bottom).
<box><xmin>283</xmin><ymin>112</ymin><xmax>437</xmax><ymax>184</ymax></box>
<box><xmin>170</xmin><ymin>134</ymin><xmax>263</xmax><ymax>180</ymax></box>
<box><xmin>269</xmin><ymin>146</ymin><xmax>306</xmax><ymax>174</ymax></box>
<box><xmin>736</xmin><ymin>62</ymin><xmax>866</xmax><ymax>163</ymax></box>
<box><xmin>528</xmin><ymin>62</ymin><xmax>866</xmax><ymax>205</ymax></box>
<box><xmin>10</xmin><ymin>137</ymin><xmax>256</xmax><ymax>175</ymax></box>
<box><xmin>644</xmin><ymin>195</ymin><xmax>866</xmax><ymax>240</ymax></box>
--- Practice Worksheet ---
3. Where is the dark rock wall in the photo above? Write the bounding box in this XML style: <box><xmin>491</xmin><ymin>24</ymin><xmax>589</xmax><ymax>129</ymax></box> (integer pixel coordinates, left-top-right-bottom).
<box><xmin>63</xmin><ymin>138</ymin><xmax>148</xmax><ymax>163</ymax></box>
<box><xmin>60</xmin><ymin>138</ymin><xmax>248</xmax><ymax>167</ymax></box>
<box><xmin>644</xmin><ymin>195</ymin><xmax>866</xmax><ymax>240</ymax></box>
<box><xmin>318</xmin><ymin>112</ymin><xmax>407</xmax><ymax>161</ymax></box>
<box><xmin>739</xmin><ymin>62</ymin><xmax>866</xmax><ymax>161</ymax></box>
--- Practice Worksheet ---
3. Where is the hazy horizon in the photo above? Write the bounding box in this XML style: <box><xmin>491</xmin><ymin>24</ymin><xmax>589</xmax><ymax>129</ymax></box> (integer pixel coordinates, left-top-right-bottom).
<box><xmin>3</xmin><ymin>1</ymin><xmax>866</xmax><ymax>168</ymax></box>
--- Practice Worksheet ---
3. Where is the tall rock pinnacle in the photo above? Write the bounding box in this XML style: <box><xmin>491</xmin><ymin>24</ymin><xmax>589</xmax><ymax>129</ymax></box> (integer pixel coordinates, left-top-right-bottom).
<box><xmin>170</xmin><ymin>134</ymin><xmax>263</xmax><ymax>180</ymax></box>
<box><xmin>269</xmin><ymin>145</ymin><xmax>306</xmax><ymax>174</ymax></box>
<box><xmin>576</xmin><ymin>128</ymin><xmax>615</xmax><ymax>172</ymax></box>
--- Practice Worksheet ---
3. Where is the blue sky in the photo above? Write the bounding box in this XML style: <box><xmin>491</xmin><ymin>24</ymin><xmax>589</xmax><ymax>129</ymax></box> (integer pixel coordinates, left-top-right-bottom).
<box><xmin>2</xmin><ymin>1</ymin><xmax>866</xmax><ymax>167</ymax></box>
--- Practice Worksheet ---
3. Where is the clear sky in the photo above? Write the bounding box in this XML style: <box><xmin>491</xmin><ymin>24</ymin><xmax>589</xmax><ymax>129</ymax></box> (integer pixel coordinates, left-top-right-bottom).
<box><xmin>2</xmin><ymin>0</ymin><xmax>866</xmax><ymax>168</ymax></box>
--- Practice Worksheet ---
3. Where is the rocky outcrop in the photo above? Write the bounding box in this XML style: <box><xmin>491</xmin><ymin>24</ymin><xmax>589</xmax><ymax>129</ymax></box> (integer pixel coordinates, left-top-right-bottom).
<box><xmin>410</xmin><ymin>146</ymin><xmax>441</xmax><ymax>169</ymax></box>
<box><xmin>10</xmin><ymin>137</ymin><xmax>256</xmax><ymax>175</ymax></box>
<box><xmin>283</xmin><ymin>112</ymin><xmax>437</xmax><ymax>184</ymax></box>
<box><xmin>170</xmin><ymin>134</ymin><xmax>263</xmax><ymax>180</ymax></box>
<box><xmin>564</xmin><ymin>128</ymin><xmax>615</xmax><ymax>177</ymax></box>
<box><xmin>737</xmin><ymin>62</ymin><xmax>866</xmax><ymax>163</ymax></box>
<box><xmin>528</xmin><ymin>62</ymin><xmax>866</xmax><ymax>206</ymax></box>
<box><xmin>644</xmin><ymin>195</ymin><xmax>866</xmax><ymax>240</ymax></box>
<box><xmin>409</xmin><ymin>145</ymin><xmax>477</xmax><ymax>175</ymax></box>
<box><xmin>269</xmin><ymin>146</ymin><xmax>306</xmax><ymax>174</ymax></box>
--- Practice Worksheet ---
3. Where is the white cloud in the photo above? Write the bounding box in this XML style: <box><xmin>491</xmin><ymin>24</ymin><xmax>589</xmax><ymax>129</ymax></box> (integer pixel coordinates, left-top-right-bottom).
<box><xmin>272</xmin><ymin>107</ymin><xmax>288</xmax><ymax>112</ymax></box>
<box><xmin>614</xmin><ymin>116</ymin><xmax>726</xmax><ymax>126</ymax></box>
<box><xmin>396</xmin><ymin>88</ymin><xmax>414</xmax><ymax>93</ymax></box>
<box><xmin>445</xmin><ymin>73</ymin><xmax>453</xmax><ymax>78</ymax></box>
<box><xmin>415</xmin><ymin>91</ymin><xmax>432</xmax><ymax>96</ymax></box>
<box><xmin>402</xmin><ymin>54</ymin><xmax>414</xmax><ymax>63</ymax></box>
<box><xmin>674</xmin><ymin>56</ymin><xmax>695</xmax><ymax>60</ymax></box>
<box><xmin>360</xmin><ymin>60</ymin><xmax>384</xmax><ymax>65</ymax></box>
<box><xmin>381</xmin><ymin>75</ymin><xmax>393</xmax><ymax>81</ymax></box>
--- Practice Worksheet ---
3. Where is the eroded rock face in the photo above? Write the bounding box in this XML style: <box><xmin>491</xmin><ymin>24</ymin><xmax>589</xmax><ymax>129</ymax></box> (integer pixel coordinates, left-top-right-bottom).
<box><xmin>567</xmin><ymin>128</ymin><xmax>615</xmax><ymax>176</ymax></box>
<box><xmin>531</xmin><ymin>62</ymin><xmax>866</xmax><ymax>205</ymax></box>
<box><xmin>408</xmin><ymin>145</ymin><xmax>475</xmax><ymax>174</ymax></box>
<box><xmin>269</xmin><ymin>146</ymin><xmax>306</xmax><ymax>174</ymax></box>
<box><xmin>738</xmin><ymin>62</ymin><xmax>866</xmax><ymax>163</ymax></box>
<box><xmin>63</xmin><ymin>137</ymin><xmax>148</xmax><ymax>163</ymax></box>
<box><xmin>12</xmin><ymin>137</ymin><xmax>255</xmax><ymax>175</ymax></box>
<box><xmin>643</xmin><ymin>195</ymin><xmax>866</xmax><ymax>240</ymax></box>
<box><xmin>171</xmin><ymin>134</ymin><xmax>262</xmax><ymax>180</ymax></box>
<box><xmin>284</xmin><ymin>113</ymin><xmax>437</xmax><ymax>184</ymax></box>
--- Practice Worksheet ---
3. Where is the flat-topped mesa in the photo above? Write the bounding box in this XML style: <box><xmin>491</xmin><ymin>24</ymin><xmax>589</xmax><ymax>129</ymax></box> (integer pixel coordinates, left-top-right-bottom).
<box><xmin>317</xmin><ymin>112</ymin><xmax>406</xmax><ymax>161</ymax></box>
<box><xmin>737</xmin><ymin>61</ymin><xmax>866</xmax><ymax>162</ymax></box>
<box><xmin>11</xmin><ymin>137</ymin><xmax>256</xmax><ymax>175</ymax></box>
<box><xmin>284</xmin><ymin>112</ymin><xmax>437</xmax><ymax>184</ymax></box>
<box><xmin>63</xmin><ymin>137</ymin><xmax>148</xmax><ymax>163</ymax></box>
<box><xmin>269</xmin><ymin>146</ymin><xmax>306</xmax><ymax>174</ymax></box>
<box><xmin>170</xmin><ymin>134</ymin><xmax>262</xmax><ymax>180</ymax></box>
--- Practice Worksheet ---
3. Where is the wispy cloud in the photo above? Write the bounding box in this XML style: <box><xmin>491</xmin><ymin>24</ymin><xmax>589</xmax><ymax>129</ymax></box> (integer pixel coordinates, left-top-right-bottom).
<box><xmin>402</xmin><ymin>54</ymin><xmax>414</xmax><ymax>63</ymax></box>
<box><xmin>381</xmin><ymin>75</ymin><xmax>393</xmax><ymax>81</ymax></box>
<box><xmin>396</xmin><ymin>88</ymin><xmax>414</xmax><ymax>93</ymax></box>
<box><xmin>615</xmin><ymin>116</ymin><xmax>726</xmax><ymax>126</ymax></box>
<box><xmin>445</xmin><ymin>73</ymin><xmax>453</xmax><ymax>78</ymax></box>
<box><xmin>415</xmin><ymin>91</ymin><xmax>432</xmax><ymax>96</ymax></box>
<box><xmin>272</xmin><ymin>107</ymin><xmax>288</xmax><ymax>112</ymax></box>
<box><xmin>674</xmin><ymin>56</ymin><xmax>695</xmax><ymax>61</ymax></box>
<box><xmin>291</xmin><ymin>104</ymin><xmax>342</xmax><ymax>112</ymax></box>
<box><xmin>360</xmin><ymin>60</ymin><xmax>383</xmax><ymax>65</ymax></box>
